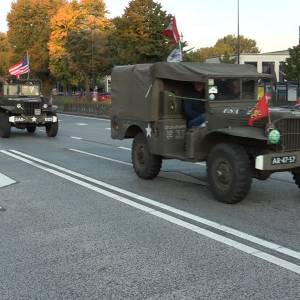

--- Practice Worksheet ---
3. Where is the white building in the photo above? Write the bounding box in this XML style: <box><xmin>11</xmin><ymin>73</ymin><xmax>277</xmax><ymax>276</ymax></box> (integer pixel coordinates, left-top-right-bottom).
<box><xmin>206</xmin><ymin>50</ymin><xmax>290</xmax><ymax>82</ymax></box>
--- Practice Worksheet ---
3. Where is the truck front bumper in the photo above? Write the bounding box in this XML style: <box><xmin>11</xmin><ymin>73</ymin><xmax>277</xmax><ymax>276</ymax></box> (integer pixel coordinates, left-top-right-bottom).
<box><xmin>255</xmin><ymin>151</ymin><xmax>300</xmax><ymax>171</ymax></box>
<box><xmin>9</xmin><ymin>115</ymin><xmax>58</xmax><ymax>124</ymax></box>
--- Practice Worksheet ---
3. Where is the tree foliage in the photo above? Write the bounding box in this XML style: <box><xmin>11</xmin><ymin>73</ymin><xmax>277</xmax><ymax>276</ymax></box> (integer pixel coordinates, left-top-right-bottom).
<box><xmin>7</xmin><ymin>0</ymin><xmax>65</xmax><ymax>80</ymax></box>
<box><xmin>48</xmin><ymin>0</ymin><xmax>111</xmax><ymax>92</ymax></box>
<box><xmin>107</xmin><ymin>0</ymin><xmax>173</xmax><ymax>65</ymax></box>
<box><xmin>184</xmin><ymin>34</ymin><xmax>259</xmax><ymax>63</ymax></box>
<box><xmin>0</xmin><ymin>33</ymin><xmax>10</xmax><ymax>76</ymax></box>
<box><xmin>284</xmin><ymin>46</ymin><xmax>300</xmax><ymax>82</ymax></box>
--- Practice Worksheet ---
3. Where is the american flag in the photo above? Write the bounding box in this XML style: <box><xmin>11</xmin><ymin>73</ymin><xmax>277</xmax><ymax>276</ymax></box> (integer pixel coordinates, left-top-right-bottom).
<box><xmin>9</xmin><ymin>55</ymin><xmax>30</xmax><ymax>78</ymax></box>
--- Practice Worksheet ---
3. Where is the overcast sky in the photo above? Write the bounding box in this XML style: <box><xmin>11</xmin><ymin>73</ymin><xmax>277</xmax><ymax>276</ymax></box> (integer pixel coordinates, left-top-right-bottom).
<box><xmin>0</xmin><ymin>0</ymin><xmax>299</xmax><ymax>53</ymax></box>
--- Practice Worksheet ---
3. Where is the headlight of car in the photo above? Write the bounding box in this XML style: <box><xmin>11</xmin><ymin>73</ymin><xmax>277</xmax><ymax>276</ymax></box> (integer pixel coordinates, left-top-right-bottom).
<box><xmin>268</xmin><ymin>129</ymin><xmax>281</xmax><ymax>144</ymax></box>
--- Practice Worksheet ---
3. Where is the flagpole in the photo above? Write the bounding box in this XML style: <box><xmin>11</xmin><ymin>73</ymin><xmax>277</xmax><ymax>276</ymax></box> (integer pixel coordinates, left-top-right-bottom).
<box><xmin>27</xmin><ymin>50</ymin><xmax>30</xmax><ymax>79</ymax></box>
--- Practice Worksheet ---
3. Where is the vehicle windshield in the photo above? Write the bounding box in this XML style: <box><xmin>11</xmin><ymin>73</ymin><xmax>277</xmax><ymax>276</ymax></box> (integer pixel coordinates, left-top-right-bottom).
<box><xmin>20</xmin><ymin>85</ymin><xmax>40</xmax><ymax>96</ymax></box>
<box><xmin>210</xmin><ymin>79</ymin><xmax>257</xmax><ymax>100</ymax></box>
<box><xmin>3</xmin><ymin>84</ymin><xmax>40</xmax><ymax>96</ymax></box>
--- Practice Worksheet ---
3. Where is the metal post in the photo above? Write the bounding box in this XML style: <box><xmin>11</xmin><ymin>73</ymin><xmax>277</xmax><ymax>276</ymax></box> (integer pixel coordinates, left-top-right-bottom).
<box><xmin>237</xmin><ymin>0</ymin><xmax>240</xmax><ymax>64</ymax></box>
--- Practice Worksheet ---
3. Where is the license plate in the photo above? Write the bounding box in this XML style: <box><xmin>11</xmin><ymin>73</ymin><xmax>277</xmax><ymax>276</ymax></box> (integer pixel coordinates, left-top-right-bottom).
<box><xmin>271</xmin><ymin>155</ymin><xmax>296</xmax><ymax>165</ymax></box>
<box><xmin>34</xmin><ymin>109</ymin><xmax>41</xmax><ymax>116</ymax></box>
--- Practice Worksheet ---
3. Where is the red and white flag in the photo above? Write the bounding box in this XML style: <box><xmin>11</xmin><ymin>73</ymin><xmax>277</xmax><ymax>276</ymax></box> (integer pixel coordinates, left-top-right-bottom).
<box><xmin>163</xmin><ymin>17</ymin><xmax>180</xmax><ymax>45</ymax></box>
<box><xmin>9</xmin><ymin>55</ymin><xmax>30</xmax><ymax>78</ymax></box>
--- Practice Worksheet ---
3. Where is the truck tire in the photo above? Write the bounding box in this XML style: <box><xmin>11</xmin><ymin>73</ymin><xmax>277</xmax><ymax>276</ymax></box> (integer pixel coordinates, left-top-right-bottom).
<box><xmin>292</xmin><ymin>169</ymin><xmax>300</xmax><ymax>189</ymax></box>
<box><xmin>45</xmin><ymin>114</ymin><xmax>58</xmax><ymax>137</ymax></box>
<box><xmin>207</xmin><ymin>143</ymin><xmax>252</xmax><ymax>204</ymax></box>
<box><xmin>0</xmin><ymin>113</ymin><xmax>11</xmax><ymax>138</ymax></box>
<box><xmin>26</xmin><ymin>125</ymin><xmax>36</xmax><ymax>134</ymax></box>
<box><xmin>132</xmin><ymin>133</ymin><xmax>162</xmax><ymax>179</ymax></box>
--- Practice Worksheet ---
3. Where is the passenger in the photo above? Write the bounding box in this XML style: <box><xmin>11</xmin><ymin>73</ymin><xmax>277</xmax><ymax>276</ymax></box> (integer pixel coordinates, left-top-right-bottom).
<box><xmin>183</xmin><ymin>82</ymin><xmax>206</xmax><ymax>128</ymax></box>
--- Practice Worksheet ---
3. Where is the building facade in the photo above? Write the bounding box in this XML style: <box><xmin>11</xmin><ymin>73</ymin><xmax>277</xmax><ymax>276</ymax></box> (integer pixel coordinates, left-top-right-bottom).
<box><xmin>206</xmin><ymin>50</ymin><xmax>290</xmax><ymax>82</ymax></box>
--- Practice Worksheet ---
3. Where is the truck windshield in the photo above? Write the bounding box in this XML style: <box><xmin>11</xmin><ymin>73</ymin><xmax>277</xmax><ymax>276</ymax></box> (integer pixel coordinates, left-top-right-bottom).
<box><xmin>3</xmin><ymin>84</ymin><xmax>19</xmax><ymax>96</ymax></box>
<box><xmin>20</xmin><ymin>85</ymin><xmax>40</xmax><ymax>96</ymax></box>
<box><xmin>212</xmin><ymin>79</ymin><xmax>256</xmax><ymax>100</ymax></box>
<box><xmin>3</xmin><ymin>84</ymin><xmax>40</xmax><ymax>96</ymax></box>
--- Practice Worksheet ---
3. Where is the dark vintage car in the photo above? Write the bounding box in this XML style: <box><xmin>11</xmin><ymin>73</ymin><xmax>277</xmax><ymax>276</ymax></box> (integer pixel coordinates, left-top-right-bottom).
<box><xmin>0</xmin><ymin>79</ymin><xmax>58</xmax><ymax>138</ymax></box>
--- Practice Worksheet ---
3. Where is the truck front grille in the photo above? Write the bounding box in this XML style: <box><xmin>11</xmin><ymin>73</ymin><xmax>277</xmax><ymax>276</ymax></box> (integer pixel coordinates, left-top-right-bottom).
<box><xmin>275</xmin><ymin>118</ymin><xmax>300</xmax><ymax>151</ymax></box>
<box><xmin>24</xmin><ymin>102</ymin><xmax>41</xmax><ymax>115</ymax></box>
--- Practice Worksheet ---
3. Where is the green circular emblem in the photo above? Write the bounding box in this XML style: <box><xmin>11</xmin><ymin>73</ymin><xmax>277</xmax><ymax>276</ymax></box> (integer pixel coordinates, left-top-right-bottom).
<box><xmin>268</xmin><ymin>129</ymin><xmax>280</xmax><ymax>144</ymax></box>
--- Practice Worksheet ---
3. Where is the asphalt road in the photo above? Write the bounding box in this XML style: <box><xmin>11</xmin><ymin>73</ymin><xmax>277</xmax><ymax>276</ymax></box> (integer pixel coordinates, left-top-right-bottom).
<box><xmin>0</xmin><ymin>114</ymin><xmax>299</xmax><ymax>300</ymax></box>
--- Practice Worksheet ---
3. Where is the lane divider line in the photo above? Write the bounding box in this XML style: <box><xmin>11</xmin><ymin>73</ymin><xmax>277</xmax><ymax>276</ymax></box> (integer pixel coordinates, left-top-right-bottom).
<box><xmin>69</xmin><ymin>148</ymin><xmax>131</xmax><ymax>166</ymax></box>
<box><xmin>60</xmin><ymin>113</ymin><xmax>110</xmax><ymax>122</ymax></box>
<box><xmin>2</xmin><ymin>149</ymin><xmax>300</xmax><ymax>275</ymax></box>
<box><xmin>8</xmin><ymin>149</ymin><xmax>300</xmax><ymax>262</ymax></box>
<box><xmin>70</xmin><ymin>136</ymin><xmax>83</xmax><ymax>140</ymax></box>
<box><xmin>118</xmin><ymin>146</ymin><xmax>131</xmax><ymax>151</ymax></box>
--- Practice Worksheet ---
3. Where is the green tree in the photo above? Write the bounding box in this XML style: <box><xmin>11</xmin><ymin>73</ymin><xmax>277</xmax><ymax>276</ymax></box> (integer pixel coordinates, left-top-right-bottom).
<box><xmin>184</xmin><ymin>34</ymin><xmax>259</xmax><ymax>63</ymax></box>
<box><xmin>284</xmin><ymin>46</ymin><xmax>300</xmax><ymax>82</ymax></box>
<box><xmin>107</xmin><ymin>0</ymin><xmax>173</xmax><ymax>65</ymax></box>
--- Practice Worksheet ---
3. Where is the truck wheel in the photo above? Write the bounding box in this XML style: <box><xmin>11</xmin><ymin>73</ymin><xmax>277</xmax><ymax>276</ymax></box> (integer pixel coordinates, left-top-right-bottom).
<box><xmin>292</xmin><ymin>169</ymin><xmax>300</xmax><ymax>189</ymax></box>
<box><xmin>0</xmin><ymin>113</ymin><xmax>11</xmax><ymax>138</ymax></box>
<box><xmin>207</xmin><ymin>143</ymin><xmax>252</xmax><ymax>204</ymax></box>
<box><xmin>132</xmin><ymin>133</ymin><xmax>162</xmax><ymax>179</ymax></box>
<box><xmin>26</xmin><ymin>125</ymin><xmax>36</xmax><ymax>134</ymax></box>
<box><xmin>45</xmin><ymin>114</ymin><xmax>58</xmax><ymax>137</ymax></box>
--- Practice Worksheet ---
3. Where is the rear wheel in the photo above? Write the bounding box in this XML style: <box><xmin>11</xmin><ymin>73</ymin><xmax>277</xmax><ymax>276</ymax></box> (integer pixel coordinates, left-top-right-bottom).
<box><xmin>132</xmin><ymin>133</ymin><xmax>162</xmax><ymax>179</ymax></box>
<box><xmin>45</xmin><ymin>114</ymin><xmax>58</xmax><ymax>137</ymax></box>
<box><xmin>292</xmin><ymin>169</ymin><xmax>300</xmax><ymax>189</ymax></box>
<box><xmin>207</xmin><ymin>143</ymin><xmax>252</xmax><ymax>204</ymax></box>
<box><xmin>26</xmin><ymin>125</ymin><xmax>36</xmax><ymax>134</ymax></box>
<box><xmin>0</xmin><ymin>113</ymin><xmax>11</xmax><ymax>138</ymax></box>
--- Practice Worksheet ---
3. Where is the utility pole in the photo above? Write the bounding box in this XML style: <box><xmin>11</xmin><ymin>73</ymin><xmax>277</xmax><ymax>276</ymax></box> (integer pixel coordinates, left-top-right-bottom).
<box><xmin>237</xmin><ymin>0</ymin><xmax>240</xmax><ymax>64</ymax></box>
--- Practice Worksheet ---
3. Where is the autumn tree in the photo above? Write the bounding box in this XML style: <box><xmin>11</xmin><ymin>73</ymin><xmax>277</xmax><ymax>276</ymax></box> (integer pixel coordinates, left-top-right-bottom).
<box><xmin>184</xmin><ymin>34</ymin><xmax>259</xmax><ymax>63</ymax></box>
<box><xmin>7</xmin><ymin>0</ymin><xmax>64</xmax><ymax>91</ymax></box>
<box><xmin>284</xmin><ymin>46</ymin><xmax>300</xmax><ymax>83</ymax></box>
<box><xmin>107</xmin><ymin>0</ymin><xmax>173</xmax><ymax>65</ymax></box>
<box><xmin>48</xmin><ymin>0</ymin><xmax>111</xmax><ymax>96</ymax></box>
<box><xmin>0</xmin><ymin>33</ymin><xmax>10</xmax><ymax>76</ymax></box>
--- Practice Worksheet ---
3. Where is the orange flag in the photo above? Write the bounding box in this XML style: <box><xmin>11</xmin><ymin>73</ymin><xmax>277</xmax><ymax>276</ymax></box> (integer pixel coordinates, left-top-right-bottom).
<box><xmin>248</xmin><ymin>95</ymin><xmax>269</xmax><ymax>126</ymax></box>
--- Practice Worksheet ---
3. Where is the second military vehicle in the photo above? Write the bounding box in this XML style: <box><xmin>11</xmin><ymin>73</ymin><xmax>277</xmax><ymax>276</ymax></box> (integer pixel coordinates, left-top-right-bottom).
<box><xmin>110</xmin><ymin>62</ymin><xmax>300</xmax><ymax>204</ymax></box>
<box><xmin>0</xmin><ymin>79</ymin><xmax>58</xmax><ymax>138</ymax></box>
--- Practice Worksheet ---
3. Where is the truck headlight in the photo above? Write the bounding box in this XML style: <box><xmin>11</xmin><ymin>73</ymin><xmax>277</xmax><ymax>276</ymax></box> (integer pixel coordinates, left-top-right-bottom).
<box><xmin>268</xmin><ymin>129</ymin><xmax>280</xmax><ymax>144</ymax></box>
<box><xmin>43</xmin><ymin>103</ymin><xmax>48</xmax><ymax>109</ymax></box>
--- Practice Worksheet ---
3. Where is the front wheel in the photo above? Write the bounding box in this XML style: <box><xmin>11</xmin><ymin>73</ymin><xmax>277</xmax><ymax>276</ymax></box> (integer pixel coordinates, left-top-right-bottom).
<box><xmin>0</xmin><ymin>113</ymin><xmax>11</xmax><ymax>138</ymax></box>
<box><xmin>292</xmin><ymin>169</ymin><xmax>300</xmax><ymax>189</ymax></box>
<box><xmin>45</xmin><ymin>114</ymin><xmax>58</xmax><ymax>137</ymax></box>
<box><xmin>132</xmin><ymin>133</ymin><xmax>162</xmax><ymax>179</ymax></box>
<box><xmin>207</xmin><ymin>143</ymin><xmax>252</xmax><ymax>204</ymax></box>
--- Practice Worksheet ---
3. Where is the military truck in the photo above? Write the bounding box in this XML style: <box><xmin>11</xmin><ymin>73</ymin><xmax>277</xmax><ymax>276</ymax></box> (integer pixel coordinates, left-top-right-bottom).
<box><xmin>110</xmin><ymin>62</ymin><xmax>300</xmax><ymax>204</ymax></box>
<box><xmin>0</xmin><ymin>79</ymin><xmax>58</xmax><ymax>138</ymax></box>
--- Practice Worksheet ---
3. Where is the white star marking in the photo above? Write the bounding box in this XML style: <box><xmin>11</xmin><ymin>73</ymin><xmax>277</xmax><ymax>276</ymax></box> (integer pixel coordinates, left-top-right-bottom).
<box><xmin>145</xmin><ymin>123</ymin><xmax>152</xmax><ymax>138</ymax></box>
<box><xmin>32</xmin><ymin>117</ymin><xmax>37</xmax><ymax>122</ymax></box>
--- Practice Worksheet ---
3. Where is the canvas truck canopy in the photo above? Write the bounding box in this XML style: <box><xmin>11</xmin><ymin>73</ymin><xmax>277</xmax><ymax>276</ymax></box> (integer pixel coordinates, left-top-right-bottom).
<box><xmin>111</xmin><ymin>62</ymin><xmax>271</xmax><ymax>121</ymax></box>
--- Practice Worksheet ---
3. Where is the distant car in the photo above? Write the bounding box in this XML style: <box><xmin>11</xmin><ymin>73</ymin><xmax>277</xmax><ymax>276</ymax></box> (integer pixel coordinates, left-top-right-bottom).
<box><xmin>97</xmin><ymin>92</ymin><xmax>111</xmax><ymax>102</ymax></box>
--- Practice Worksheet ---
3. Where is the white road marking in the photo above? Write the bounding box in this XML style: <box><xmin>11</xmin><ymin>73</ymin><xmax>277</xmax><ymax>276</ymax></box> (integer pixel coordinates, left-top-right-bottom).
<box><xmin>7</xmin><ymin>150</ymin><xmax>300</xmax><ymax>262</ymax></box>
<box><xmin>0</xmin><ymin>172</ymin><xmax>16</xmax><ymax>188</ymax></box>
<box><xmin>60</xmin><ymin>113</ymin><xmax>110</xmax><ymax>122</ymax></box>
<box><xmin>39</xmin><ymin>129</ymin><xmax>44</xmax><ymax>132</ymax></box>
<box><xmin>76</xmin><ymin>123</ymin><xmax>88</xmax><ymax>126</ymax></box>
<box><xmin>2</xmin><ymin>149</ymin><xmax>300</xmax><ymax>275</ymax></box>
<box><xmin>70</xmin><ymin>136</ymin><xmax>83</xmax><ymax>140</ymax></box>
<box><xmin>196</xmin><ymin>162</ymin><xmax>206</xmax><ymax>166</ymax></box>
<box><xmin>118</xmin><ymin>146</ymin><xmax>131</xmax><ymax>151</ymax></box>
<box><xmin>105</xmin><ymin>128</ymin><xmax>111</xmax><ymax>130</ymax></box>
<box><xmin>69</xmin><ymin>148</ymin><xmax>131</xmax><ymax>166</ymax></box>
